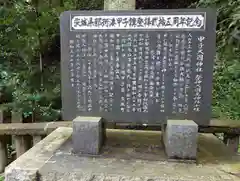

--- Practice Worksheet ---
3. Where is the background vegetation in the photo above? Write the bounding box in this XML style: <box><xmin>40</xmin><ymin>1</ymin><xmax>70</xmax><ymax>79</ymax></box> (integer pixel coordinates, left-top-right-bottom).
<box><xmin>0</xmin><ymin>0</ymin><xmax>239</xmax><ymax>122</ymax></box>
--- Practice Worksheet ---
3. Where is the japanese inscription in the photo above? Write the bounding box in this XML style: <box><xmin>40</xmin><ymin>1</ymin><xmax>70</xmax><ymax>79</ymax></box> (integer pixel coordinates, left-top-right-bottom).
<box><xmin>60</xmin><ymin>9</ymin><xmax>216</xmax><ymax>125</ymax></box>
<box><xmin>71</xmin><ymin>15</ymin><xmax>205</xmax><ymax>30</ymax></box>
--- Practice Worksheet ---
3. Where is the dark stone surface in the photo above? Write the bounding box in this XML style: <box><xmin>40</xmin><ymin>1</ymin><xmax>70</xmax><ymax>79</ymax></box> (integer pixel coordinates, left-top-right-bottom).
<box><xmin>60</xmin><ymin>9</ymin><xmax>217</xmax><ymax>125</ymax></box>
<box><xmin>72</xmin><ymin>117</ymin><xmax>104</xmax><ymax>155</ymax></box>
<box><xmin>163</xmin><ymin>119</ymin><xmax>198</xmax><ymax>159</ymax></box>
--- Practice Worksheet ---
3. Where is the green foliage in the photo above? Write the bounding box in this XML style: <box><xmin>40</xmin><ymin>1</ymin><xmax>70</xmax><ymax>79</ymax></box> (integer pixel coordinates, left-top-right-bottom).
<box><xmin>194</xmin><ymin>0</ymin><xmax>240</xmax><ymax>120</ymax></box>
<box><xmin>0</xmin><ymin>0</ymin><xmax>62</xmax><ymax>121</ymax></box>
<box><xmin>0</xmin><ymin>0</ymin><xmax>103</xmax><ymax>121</ymax></box>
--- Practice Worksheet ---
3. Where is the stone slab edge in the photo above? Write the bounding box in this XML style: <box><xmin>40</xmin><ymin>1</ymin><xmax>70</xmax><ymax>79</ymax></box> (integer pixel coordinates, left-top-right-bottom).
<box><xmin>4</xmin><ymin>127</ymin><xmax>73</xmax><ymax>181</ymax></box>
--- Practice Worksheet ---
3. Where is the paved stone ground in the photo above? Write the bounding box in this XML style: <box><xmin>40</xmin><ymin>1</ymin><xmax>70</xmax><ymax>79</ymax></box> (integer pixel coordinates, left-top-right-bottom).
<box><xmin>39</xmin><ymin>130</ymin><xmax>240</xmax><ymax>181</ymax></box>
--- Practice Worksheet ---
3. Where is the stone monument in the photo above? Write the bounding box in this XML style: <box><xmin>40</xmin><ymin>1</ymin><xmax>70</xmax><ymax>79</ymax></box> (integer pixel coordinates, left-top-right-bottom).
<box><xmin>60</xmin><ymin>9</ymin><xmax>217</xmax><ymax>159</ymax></box>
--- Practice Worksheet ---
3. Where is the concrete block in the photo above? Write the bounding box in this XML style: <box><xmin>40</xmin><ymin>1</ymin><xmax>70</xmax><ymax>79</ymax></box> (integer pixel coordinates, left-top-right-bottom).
<box><xmin>5</xmin><ymin>127</ymin><xmax>72</xmax><ymax>181</ymax></box>
<box><xmin>72</xmin><ymin>116</ymin><xmax>105</xmax><ymax>155</ymax></box>
<box><xmin>163</xmin><ymin>119</ymin><xmax>198</xmax><ymax>160</ymax></box>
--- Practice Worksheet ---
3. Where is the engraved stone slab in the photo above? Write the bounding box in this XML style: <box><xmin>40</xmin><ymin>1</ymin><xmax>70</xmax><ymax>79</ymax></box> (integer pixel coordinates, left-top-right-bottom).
<box><xmin>60</xmin><ymin>9</ymin><xmax>217</xmax><ymax>125</ymax></box>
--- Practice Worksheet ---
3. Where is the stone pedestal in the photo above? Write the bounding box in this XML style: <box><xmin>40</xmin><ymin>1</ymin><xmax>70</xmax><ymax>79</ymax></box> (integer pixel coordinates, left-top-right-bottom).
<box><xmin>72</xmin><ymin>116</ymin><xmax>105</xmax><ymax>155</ymax></box>
<box><xmin>162</xmin><ymin>119</ymin><xmax>198</xmax><ymax>160</ymax></box>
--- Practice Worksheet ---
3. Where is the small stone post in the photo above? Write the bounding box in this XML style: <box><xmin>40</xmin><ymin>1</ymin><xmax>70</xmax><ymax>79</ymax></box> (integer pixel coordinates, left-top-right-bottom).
<box><xmin>15</xmin><ymin>136</ymin><xmax>31</xmax><ymax>158</ymax></box>
<box><xmin>0</xmin><ymin>109</ymin><xmax>10</xmax><ymax>172</ymax></box>
<box><xmin>11</xmin><ymin>110</ymin><xmax>23</xmax><ymax>123</ymax></box>
<box><xmin>72</xmin><ymin>116</ymin><xmax>105</xmax><ymax>155</ymax></box>
<box><xmin>0</xmin><ymin>110</ymin><xmax>4</xmax><ymax>124</ymax></box>
<box><xmin>104</xmin><ymin>0</ymin><xmax>135</xmax><ymax>10</ymax></box>
<box><xmin>162</xmin><ymin>119</ymin><xmax>198</xmax><ymax>160</ymax></box>
<box><xmin>0</xmin><ymin>136</ymin><xmax>7</xmax><ymax>173</ymax></box>
<box><xmin>12</xmin><ymin>111</ymin><xmax>32</xmax><ymax>158</ymax></box>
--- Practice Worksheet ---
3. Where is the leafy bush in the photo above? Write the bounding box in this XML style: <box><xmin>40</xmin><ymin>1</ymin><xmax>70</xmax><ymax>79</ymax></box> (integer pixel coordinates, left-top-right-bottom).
<box><xmin>195</xmin><ymin>0</ymin><xmax>240</xmax><ymax>120</ymax></box>
<box><xmin>0</xmin><ymin>0</ymin><xmax>67</xmax><ymax>121</ymax></box>
<box><xmin>0</xmin><ymin>0</ymin><xmax>103</xmax><ymax>122</ymax></box>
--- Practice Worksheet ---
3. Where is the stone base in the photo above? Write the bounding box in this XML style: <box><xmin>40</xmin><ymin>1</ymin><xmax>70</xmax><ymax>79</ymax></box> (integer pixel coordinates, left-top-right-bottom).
<box><xmin>4</xmin><ymin>127</ymin><xmax>72</xmax><ymax>181</ymax></box>
<box><xmin>72</xmin><ymin>116</ymin><xmax>105</xmax><ymax>155</ymax></box>
<box><xmin>5</xmin><ymin>128</ymin><xmax>239</xmax><ymax>181</ymax></box>
<box><xmin>162</xmin><ymin>119</ymin><xmax>198</xmax><ymax>160</ymax></box>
